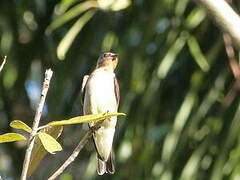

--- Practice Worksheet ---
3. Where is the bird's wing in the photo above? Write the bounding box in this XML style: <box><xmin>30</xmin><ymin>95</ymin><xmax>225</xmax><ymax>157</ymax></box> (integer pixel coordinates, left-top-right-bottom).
<box><xmin>81</xmin><ymin>75</ymin><xmax>89</xmax><ymax>105</ymax></box>
<box><xmin>114</xmin><ymin>76</ymin><xmax>120</xmax><ymax>107</ymax></box>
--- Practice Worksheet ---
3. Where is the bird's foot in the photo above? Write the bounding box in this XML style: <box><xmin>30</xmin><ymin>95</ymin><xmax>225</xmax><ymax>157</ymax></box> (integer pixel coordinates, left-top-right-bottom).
<box><xmin>90</xmin><ymin>120</ymin><xmax>104</xmax><ymax>132</ymax></box>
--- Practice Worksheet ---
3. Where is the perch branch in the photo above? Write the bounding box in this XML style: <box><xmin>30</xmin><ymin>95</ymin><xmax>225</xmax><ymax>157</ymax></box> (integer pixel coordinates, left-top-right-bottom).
<box><xmin>48</xmin><ymin>130</ymin><xmax>93</xmax><ymax>180</ymax></box>
<box><xmin>21</xmin><ymin>69</ymin><xmax>53</xmax><ymax>180</ymax></box>
<box><xmin>0</xmin><ymin>56</ymin><xmax>7</xmax><ymax>73</ymax></box>
<box><xmin>48</xmin><ymin>121</ymin><xmax>103</xmax><ymax>180</ymax></box>
<box><xmin>194</xmin><ymin>0</ymin><xmax>240</xmax><ymax>48</ymax></box>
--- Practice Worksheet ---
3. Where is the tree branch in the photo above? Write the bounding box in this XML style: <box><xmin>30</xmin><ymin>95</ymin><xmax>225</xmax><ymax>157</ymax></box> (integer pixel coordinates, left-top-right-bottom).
<box><xmin>0</xmin><ymin>56</ymin><xmax>7</xmax><ymax>73</ymax></box>
<box><xmin>195</xmin><ymin>0</ymin><xmax>240</xmax><ymax>48</ymax></box>
<box><xmin>222</xmin><ymin>33</ymin><xmax>240</xmax><ymax>107</ymax></box>
<box><xmin>21</xmin><ymin>69</ymin><xmax>53</xmax><ymax>180</ymax></box>
<box><xmin>47</xmin><ymin>120</ymin><xmax>103</xmax><ymax>180</ymax></box>
<box><xmin>47</xmin><ymin>130</ymin><xmax>93</xmax><ymax>180</ymax></box>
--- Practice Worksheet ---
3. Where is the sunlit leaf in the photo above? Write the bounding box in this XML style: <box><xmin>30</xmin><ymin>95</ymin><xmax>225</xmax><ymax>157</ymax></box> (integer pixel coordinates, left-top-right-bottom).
<box><xmin>111</xmin><ymin>0</ymin><xmax>131</xmax><ymax>11</ymax></box>
<box><xmin>98</xmin><ymin>0</ymin><xmax>131</xmax><ymax>11</ymax></box>
<box><xmin>48</xmin><ymin>112</ymin><xmax>126</xmax><ymax>126</ymax></box>
<box><xmin>61</xmin><ymin>0</ymin><xmax>77</xmax><ymax>8</ymax></box>
<box><xmin>46</xmin><ymin>1</ymin><xmax>99</xmax><ymax>33</ymax></box>
<box><xmin>0</xmin><ymin>133</ymin><xmax>26</xmax><ymax>143</ymax></box>
<box><xmin>185</xmin><ymin>8</ymin><xmax>206</xmax><ymax>29</ymax></box>
<box><xmin>97</xmin><ymin>0</ymin><xmax>114</xmax><ymax>10</ymax></box>
<box><xmin>157</xmin><ymin>32</ymin><xmax>188</xmax><ymax>79</ymax></box>
<box><xmin>27</xmin><ymin>126</ymin><xmax>63</xmax><ymax>176</ymax></box>
<box><xmin>36</xmin><ymin>132</ymin><xmax>63</xmax><ymax>154</ymax></box>
<box><xmin>57</xmin><ymin>9</ymin><xmax>96</xmax><ymax>60</ymax></box>
<box><xmin>10</xmin><ymin>120</ymin><xmax>32</xmax><ymax>133</ymax></box>
<box><xmin>187</xmin><ymin>35</ymin><xmax>210</xmax><ymax>72</ymax></box>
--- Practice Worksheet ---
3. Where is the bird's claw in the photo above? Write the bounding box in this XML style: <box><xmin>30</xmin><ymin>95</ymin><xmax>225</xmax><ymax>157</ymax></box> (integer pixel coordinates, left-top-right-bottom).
<box><xmin>90</xmin><ymin>120</ymin><xmax>103</xmax><ymax>132</ymax></box>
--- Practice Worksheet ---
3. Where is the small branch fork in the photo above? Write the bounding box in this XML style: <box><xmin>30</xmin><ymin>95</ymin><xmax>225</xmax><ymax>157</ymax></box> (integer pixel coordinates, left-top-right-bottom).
<box><xmin>21</xmin><ymin>69</ymin><xmax>53</xmax><ymax>180</ymax></box>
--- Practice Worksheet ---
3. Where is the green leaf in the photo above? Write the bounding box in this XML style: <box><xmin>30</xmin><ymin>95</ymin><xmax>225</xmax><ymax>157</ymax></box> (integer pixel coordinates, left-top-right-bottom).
<box><xmin>187</xmin><ymin>36</ymin><xmax>210</xmax><ymax>72</ymax></box>
<box><xmin>157</xmin><ymin>32</ymin><xmax>188</xmax><ymax>79</ymax></box>
<box><xmin>10</xmin><ymin>120</ymin><xmax>32</xmax><ymax>133</ymax></box>
<box><xmin>0</xmin><ymin>133</ymin><xmax>26</xmax><ymax>143</ymax></box>
<box><xmin>110</xmin><ymin>0</ymin><xmax>131</xmax><ymax>11</ymax></box>
<box><xmin>185</xmin><ymin>8</ymin><xmax>206</xmax><ymax>29</ymax></box>
<box><xmin>56</xmin><ymin>9</ymin><xmax>96</xmax><ymax>60</ymax></box>
<box><xmin>48</xmin><ymin>112</ymin><xmax>126</xmax><ymax>126</ymax></box>
<box><xmin>98</xmin><ymin>0</ymin><xmax>131</xmax><ymax>11</ymax></box>
<box><xmin>36</xmin><ymin>132</ymin><xmax>63</xmax><ymax>154</ymax></box>
<box><xmin>46</xmin><ymin>1</ymin><xmax>99</xmax><ymax>33</ymax></box>
<box><xmin>27</xmin><ymin>126</ymin><xmax>63</xmax><ymax>176</ymax></box>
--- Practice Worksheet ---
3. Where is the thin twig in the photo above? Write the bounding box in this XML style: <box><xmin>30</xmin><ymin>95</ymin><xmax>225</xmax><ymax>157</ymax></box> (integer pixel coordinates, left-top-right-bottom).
<box><xmin>48</xmin><ymin>130</ymin><xmax>93</xmax><ymax>180</ymax></box>
<box><xmin>48</xmin><ymin>121</ymin><xmax>103</xmax><ymax>180</ymax></box>
<box><xmin>21</xmin><ymin>69</ymin><xmax>53</xmax><ymax>180</ymax></box>
<box><xmin>223</xmin><ymin>34</ymin><xmax>240</xmax><ymax>78</ymax></box>
<box><xmin>222</xmin><ymin>33</ymin><xmax>240</xmax><ymax>107</ymax></box>
<box><xmin>0</xmin><ymin>56</ymin><xmax>7</xmax><ymax>73</ymax></box>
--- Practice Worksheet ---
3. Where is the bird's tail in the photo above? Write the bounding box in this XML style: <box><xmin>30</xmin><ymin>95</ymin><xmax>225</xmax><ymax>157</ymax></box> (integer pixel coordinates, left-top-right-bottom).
<box><xmin>97</xmin><ymin>151</ymin><xmax>115</xmax><ymax>175</ymax></box>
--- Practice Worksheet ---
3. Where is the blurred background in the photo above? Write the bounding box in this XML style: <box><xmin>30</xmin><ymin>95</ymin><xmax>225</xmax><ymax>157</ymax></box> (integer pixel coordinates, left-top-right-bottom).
<box><xmin>0</xmin><ymin>0</ymin><xmax>240</xmax><ymax>179</ymax></box>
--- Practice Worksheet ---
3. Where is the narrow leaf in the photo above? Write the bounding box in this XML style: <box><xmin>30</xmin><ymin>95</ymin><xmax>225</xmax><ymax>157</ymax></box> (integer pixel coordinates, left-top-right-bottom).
<box><xmin>57</xmin><ymin>9</ymin><xmax>96</xmax><ymax>60</ymax></box>
<box><xmin>187</xmin><ymin>36</ymin><xmax>210</xmax><ymax>72</ymax></box>
<box><xmin>0</xmin><ymin>133</ymin><xmax>26</xmax><ymax>143</ymax></box>
<box><xmin>27</xmin><ymin>126</ymin><xmax>63</xmax><ymax>176</ymax></box>
<box><xmin>110</xmin><ymin>0</ymin><xmax>131</xmax><ymax>11</ymax></box>
<box><xmin>48</xmin><ymin>112</ymin><xmax>126</xmax><ymax>126</ymax></box>
<box><xmin>10</xmin><ymin>120</ymin><xmax>32</xmax><ymax>133</ymax></box>
<box><xmin>46</xmin><ymin>1</ymin><xmax>99</xmax><ymax>33</ymax></box>
<box><xmin>185</xmin><ymin>8</ymin><xmax>206</xmax><ymax>29</ymax></box>
<box><xmin>36</xmin><ymin>132</ymin><xmax>63</xmax><ymax>154</ymax></box>
<box><xmin>157</xmin><ymin>32</ymin><xmax>188</xmax><ymax>79</ymax></box>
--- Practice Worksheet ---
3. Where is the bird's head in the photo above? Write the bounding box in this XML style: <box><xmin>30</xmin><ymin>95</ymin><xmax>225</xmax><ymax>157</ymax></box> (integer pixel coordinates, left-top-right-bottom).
<box><xmin>96</xmin><ymin>52</ymin><xmax>118</xmax><ymax>71</ymax></box>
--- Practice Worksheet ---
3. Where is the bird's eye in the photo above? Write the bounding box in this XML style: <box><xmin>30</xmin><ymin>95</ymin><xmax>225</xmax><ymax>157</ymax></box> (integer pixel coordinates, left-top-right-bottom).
<box><xmin>103</xmin><ymin>53</ymin><xmax>108</xmax><ymax>57</ymax></box>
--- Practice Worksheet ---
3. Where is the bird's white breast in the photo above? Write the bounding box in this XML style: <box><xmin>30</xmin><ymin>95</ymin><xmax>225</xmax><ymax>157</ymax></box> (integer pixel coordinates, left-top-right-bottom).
<box><xmin>84</xmin><ymin>69</ymin><xmax>118</xmax><ymax>161</ymax></box>
<box><xmin>86</xmin><ymin>69</ymin><xmax>117</xmax><ymax>114</ymax></box>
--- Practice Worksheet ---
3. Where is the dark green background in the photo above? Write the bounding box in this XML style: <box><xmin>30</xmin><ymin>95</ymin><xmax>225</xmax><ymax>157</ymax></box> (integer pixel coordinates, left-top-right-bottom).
<box><xmin>0</xmin><ymin>0</ymin><xmax>240</xmax><ymax>179</ymax></box>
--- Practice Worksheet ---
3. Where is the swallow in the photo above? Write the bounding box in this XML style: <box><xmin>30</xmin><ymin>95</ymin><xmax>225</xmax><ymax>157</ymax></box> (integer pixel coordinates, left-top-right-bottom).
<box><xmin>81</xmin><ymin>52</ymin><xmax>120</xmax><ymax>175</ymax></box>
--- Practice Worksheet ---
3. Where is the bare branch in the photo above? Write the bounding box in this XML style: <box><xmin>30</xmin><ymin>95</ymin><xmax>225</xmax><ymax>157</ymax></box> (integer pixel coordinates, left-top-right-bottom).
<box><xmin>195</xmin><ymin>0</ymin><xmax>240</xmax><ymax>48</ymax></box>
<box><xmin>48</xmin><ymin>120</ymin><xmax>102</xmax><ymax>180</ymax></box>
<box><xmin>0</xmin><ymin>56</ymin><xmax>7</xmax><ymax>73</ymax></box>
<box><xmin>47</xmin><ymin>130</ymin><xmax>93</xmax><ymax>180</ymax></box>
<box><xmin>222</xmin><ymin>32</ymin><xmax>240</xmax><ymax>107</ymax></box>
<box><xmin>21</xmin><ymin>69</ymin><xmax>53</xmax><ymax>180</ymax></box>
<box><xmin>223</xmin><ymin>34</ymin><xmax>240</xmax><ymax>79</ymax></box>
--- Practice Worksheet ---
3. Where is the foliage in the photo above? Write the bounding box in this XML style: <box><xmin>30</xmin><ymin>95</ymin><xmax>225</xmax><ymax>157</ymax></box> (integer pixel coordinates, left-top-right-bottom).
<box><xmin>0</xmin><ymin>133</ymin><xmax>26</xmax><ymax>143</ymax></box>
<box><xmin>0</xmin><ymin>0</ymin><xmax>240</xmax><ymax>179</ymax></box>
<box><xmin>27</xmin><ymin>126</ymin><xmax>63</xmax><ymax>177</ymax></box>
<box><xmin>0</xmin><ymin>112</ymin><xmax>124</xmax><ymax>177</ymax></box>
<box><xmin>47</xmin><ymin>112</ymin><xmax>125</xmax><ymax>126</ymax></box>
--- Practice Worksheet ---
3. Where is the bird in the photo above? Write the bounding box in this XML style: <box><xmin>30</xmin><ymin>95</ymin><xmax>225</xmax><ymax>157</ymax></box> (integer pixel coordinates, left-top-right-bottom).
<box><xmin>81</xmin><ymin>52</ymin><xmax>120</xmax><ymax>175</ymax></box>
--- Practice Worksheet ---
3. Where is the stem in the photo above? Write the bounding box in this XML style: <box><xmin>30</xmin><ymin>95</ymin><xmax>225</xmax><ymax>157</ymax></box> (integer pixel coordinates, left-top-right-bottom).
<box><xmin>0</xmin><ymin>56</ymin><xmax>7</xmax><ymax>73</ymax></box>
<box><xmin>48</xmin><ymin>130</ymin><xmax>93</xmax><ymax>180</ymax></box>
<box><xmin>21</xmin><ymin>69</ymin><xmax>53</xmax><ymax>180</ymax></box>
